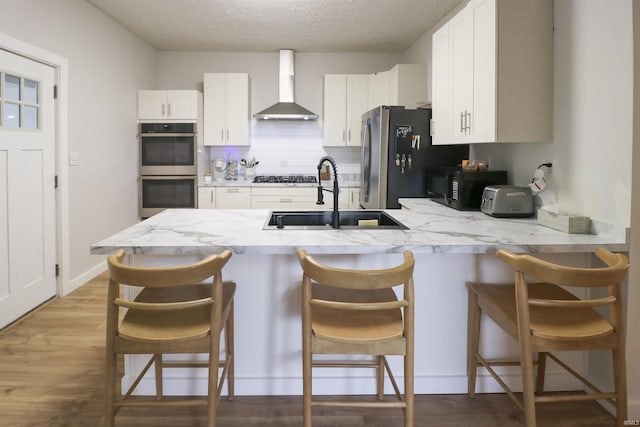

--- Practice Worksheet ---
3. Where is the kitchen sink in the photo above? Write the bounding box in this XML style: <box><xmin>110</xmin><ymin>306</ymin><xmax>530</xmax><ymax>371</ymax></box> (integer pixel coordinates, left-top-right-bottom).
<box><xmin>263</xmin><ymin>210</ymin><xmax>408</xmax><ymax>230</ymax></box>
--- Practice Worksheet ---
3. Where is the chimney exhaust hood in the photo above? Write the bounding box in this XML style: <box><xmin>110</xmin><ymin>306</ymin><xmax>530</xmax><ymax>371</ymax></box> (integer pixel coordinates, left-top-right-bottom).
<box><xmin>254</xmin><ymin>49</ymin><xmax>318</xmax><ymax>121</ymax></box>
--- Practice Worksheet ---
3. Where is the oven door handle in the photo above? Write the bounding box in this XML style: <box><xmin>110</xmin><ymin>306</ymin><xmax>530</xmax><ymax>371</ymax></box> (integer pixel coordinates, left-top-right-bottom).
<box><xmin>139</xmin><ymin>133</ymin><xmax>196</xmax><ymax>137</ymax></box>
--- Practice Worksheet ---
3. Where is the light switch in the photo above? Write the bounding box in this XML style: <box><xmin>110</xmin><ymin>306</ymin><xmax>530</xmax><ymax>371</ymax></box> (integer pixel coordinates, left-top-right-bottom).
<box><xmin>69</xmin><ymin>151</ymin><xmax>80</xmax><ymax>166</ymax></box>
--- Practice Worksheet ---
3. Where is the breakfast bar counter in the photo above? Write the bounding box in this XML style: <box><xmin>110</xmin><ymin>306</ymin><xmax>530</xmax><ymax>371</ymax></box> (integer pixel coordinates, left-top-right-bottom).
<box><xmin>90</xmin><ymin>199</ymin><xmax>629</xmax><ymax>397</ymax></box>
<box><xmin>90</xmin><ymin>199</ymin><xmax>628</xmax><ymax>256</ymax></box>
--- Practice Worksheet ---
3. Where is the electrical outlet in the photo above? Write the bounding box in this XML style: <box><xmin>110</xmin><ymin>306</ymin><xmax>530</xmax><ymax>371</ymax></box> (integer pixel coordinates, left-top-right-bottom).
<box><xmin>69</xmin><ymin>151</ymin><xmax>80</xmax><ymax>166</ymax></box>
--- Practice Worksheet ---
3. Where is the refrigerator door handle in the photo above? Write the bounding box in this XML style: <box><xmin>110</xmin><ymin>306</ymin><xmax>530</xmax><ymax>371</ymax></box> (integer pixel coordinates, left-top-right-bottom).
<box><xmin>361</xmin><ymin>118</ymin><xmax>371</xmax><ymax>203</ymax></box>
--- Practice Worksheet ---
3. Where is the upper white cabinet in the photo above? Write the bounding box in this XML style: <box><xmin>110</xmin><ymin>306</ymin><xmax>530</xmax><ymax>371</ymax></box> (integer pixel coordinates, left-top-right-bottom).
<box><xmin>138</xmin><ymin>90</ymin><xmax>201</xmax><ymax>121</ymax></box>
<box><xmin>388</xmin><ymin>64</ymin><xmax>428</xmax><ymax>108</ymax></box>
<box><xmin>449</xmin><ymin>5</ymin><xmax>474</xmax><ymax>144</ymax></box>
<box><xmin>432</xmin><ymin>24</ymin><xmax>452</xmax><ymax>145</ymax></box>
<box><xmin>323</xmin><ymin>64</ymin><xmax>428</xmax><ymax>145</ymax></box>
<box><xmin>323</xmin><ymin>74</ymin><xmax>369</xmax><ymax>147</ymax></box>
<box><xmin>203</xmin><ymin>73</ymin><xmax>250</xmax><ymax>146</ymax></box>
<box><xmin>368</xmin><ymin>65</ymin><xmax>427</xmax><ymax>111</ymax></box>
<box><xmin>367</xmin><ymin>71</ymin><xmax>390</xmax><ymax>110</ymax></box>
<box><xmin>431</xmin><ymin>0</ymin><xmax>553</xmax><ymax>144</ymax></box>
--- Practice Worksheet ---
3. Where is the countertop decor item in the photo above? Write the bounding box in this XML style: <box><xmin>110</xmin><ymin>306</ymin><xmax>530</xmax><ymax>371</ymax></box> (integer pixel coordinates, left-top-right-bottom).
<box><xmin>225</xmin><ymin>153</ymin><xmax>238</xmax><ymax>180</ymax></box>
<box><xmin>537</xmin><ymin>205</ymin><xmax>591</xmax><ymax>234</ymax></box>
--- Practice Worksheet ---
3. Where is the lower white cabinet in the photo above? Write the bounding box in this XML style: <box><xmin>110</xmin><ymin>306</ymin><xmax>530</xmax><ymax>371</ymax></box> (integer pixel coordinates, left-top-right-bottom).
<box><xmin>339</xmin><ymin>187</ymin><xmax>362</xmax><ymax>209</ymax></box>
<box><xmin>198</xmin><ymin>186</ymin><xmax>361</xmax><ymax>210</ymax></box>
<box><xmin>251</xmin><ymin>187</ymin><xmax>319</xmax><ymax>210</ymax></box>
<box><xmin>216</xmin><ymin>187</ymin><xmax>251</xmax><ymax>209</ymax></box>
<box><xmin>198</xmin><ymin>187</ymin><xmax>216</xmax><ymax>209</ymax></box>
<box><xmin>348</xmin><ymin>187</ymin><xmax>361</xmax><ymax>209</ymax></box>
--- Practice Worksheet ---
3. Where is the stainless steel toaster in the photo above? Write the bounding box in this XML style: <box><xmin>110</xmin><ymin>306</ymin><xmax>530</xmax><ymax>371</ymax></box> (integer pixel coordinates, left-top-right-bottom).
<box><xmin>480</xmin><ymin>185</ymin><xmax>534</xmax><ymax>218</ymax></box>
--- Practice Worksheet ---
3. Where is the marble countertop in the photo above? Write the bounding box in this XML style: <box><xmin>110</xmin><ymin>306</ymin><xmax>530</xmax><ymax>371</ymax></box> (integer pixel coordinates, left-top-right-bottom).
<box><xmin>90</xmin><ymin>199</ymin><xmax>628</xmax><ymax>256</ymax></box>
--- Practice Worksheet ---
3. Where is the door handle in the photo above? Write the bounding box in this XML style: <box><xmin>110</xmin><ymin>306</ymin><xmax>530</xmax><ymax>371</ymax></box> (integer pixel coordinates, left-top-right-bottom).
<box><xmin>361</xmin><ymin>120</ymin><xmax>371</xmax><ymax>202</ymax></box>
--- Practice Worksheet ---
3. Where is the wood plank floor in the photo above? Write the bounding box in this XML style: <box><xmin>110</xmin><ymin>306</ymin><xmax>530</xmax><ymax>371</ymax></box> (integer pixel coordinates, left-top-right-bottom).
<box><xmin>0</xmin><ymin>272</ymin><xmax>616</xmax><ymax>426</ymax></box>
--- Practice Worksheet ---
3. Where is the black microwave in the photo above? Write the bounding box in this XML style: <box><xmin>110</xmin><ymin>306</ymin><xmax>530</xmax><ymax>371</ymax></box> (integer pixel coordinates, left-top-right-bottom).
<box><xmin>426</xmin><ymin>167</ymin><xmax>508</xmax><ymax>211</ymax></box>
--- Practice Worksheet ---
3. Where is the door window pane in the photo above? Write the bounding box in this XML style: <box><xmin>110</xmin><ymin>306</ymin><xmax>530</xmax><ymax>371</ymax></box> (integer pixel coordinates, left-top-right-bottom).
<box><xmin>23</xmin><ymin>106</ymin><xmax>38</xmax><ymax>129</ymax></box>
<box><xmin>1</xmin><ymin>72</ymin><xmax>41</xmax><ymax>130</ymax></box>
<box><xmin>4</xmin><ymin>75</ymin><xmax>20</xmax><ymax>100</ymax></box>
<box><xmin>24</xmin><ymin>79</ymin><xmax>38</xmax><ymax>104</ymax></box>
<box><xmin>4</xmin><ymin>102</ymin><xmax>20</xmax><ymax>128</ymax></box>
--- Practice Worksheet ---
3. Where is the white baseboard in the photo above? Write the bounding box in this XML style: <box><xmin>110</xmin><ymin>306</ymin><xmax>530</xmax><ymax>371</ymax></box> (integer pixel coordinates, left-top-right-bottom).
<box><xmin>122</xmin><ymin>372</ymin><xmax>583</xmax><ymax>397</ymax></box>
<box><xmin>62</xmin><ymin>261</ymin><xmax>106</xmax><ymax>296</ymax></box>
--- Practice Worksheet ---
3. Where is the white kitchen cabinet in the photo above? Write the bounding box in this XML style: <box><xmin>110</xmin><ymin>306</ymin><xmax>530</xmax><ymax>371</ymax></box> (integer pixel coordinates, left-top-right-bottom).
<box><xmin>197</xmin><ymin>187</ymin><xmax>216</xmax><ymax>209</ymax></box>
<box><xmin>137</xmin><ymin>90</ymin><xmax>201</xmax><ymax>121</ymax></box>
<box><xmin>431</xmin><ymin>0</ymin><xmax>552</xmax><ymax>145</ymax></box>
<box><xmin>368</xmin><ymin>71</ymin><xmax>390</xmax><ymax>110</ymax></box>
<box><xmin>431</xmin><ymin>24</ymin><xmax>452</xmax><ymax>145</ymax></box>
<box><xmin>203</xmin><ymin>73</ymin><xmax>250</xmax><ymax>146</ymax></box>
<box><xmin>215</xmin><ymin>186</ymin><xmax>251</xmax><ymax>209</ymax></box>
<box><xmin>323</xmin><ymin>74</ymin><xmax>368</xmax><ymax>147</ymax></box>
<box><xmin>348</xmin><ymin>187</ymin><xmax>361</xmax><ymax>209</ymax></box>
<box><xmin>338</xmin><ymin>187</ymin><xmax>361</xmax><ymax>210</ymax></box>
<box><xmin>450</xmin><ymin>5</ymin><xmax>474</xmax><ymax>144</ymax></box>
<box><xmin>338</xmin><ymin>188</ymin><xmax>349</xmax><ymax>209</ymax></box>
<box><xmin>251</xmin><ymin>187</ymin><xmax>319</xmax><ymax>210</ymax></box>
<box><xmin>368</xmin><ymin>65</ymin><xmax>427</xmax><ymax>111</ymax></box>
<box><xmin>388</xmin><ymin>64</ymin><xmax>428</xmax><ymax>108</ymax></box>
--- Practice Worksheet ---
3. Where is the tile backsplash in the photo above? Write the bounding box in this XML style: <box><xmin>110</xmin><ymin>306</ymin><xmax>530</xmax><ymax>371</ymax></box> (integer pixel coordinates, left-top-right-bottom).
<box><xmin>200</xmin><ymin>120</ymin><xmax>361</xmax><ymax>180</ymax></box>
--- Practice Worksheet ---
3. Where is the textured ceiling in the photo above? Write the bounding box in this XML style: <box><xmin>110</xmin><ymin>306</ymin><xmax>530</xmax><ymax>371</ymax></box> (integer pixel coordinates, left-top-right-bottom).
<box><xmin>86</xmin><ymin>0</ymin><xmax>464</xmax><ymax>52</ymax></box>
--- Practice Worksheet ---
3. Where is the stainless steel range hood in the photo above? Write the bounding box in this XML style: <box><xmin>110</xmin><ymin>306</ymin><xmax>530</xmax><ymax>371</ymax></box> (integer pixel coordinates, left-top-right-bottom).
<box><xmin>254</xmin><ymin>49</ymin><xmax>318</xmax><ymax>121</ymax></box>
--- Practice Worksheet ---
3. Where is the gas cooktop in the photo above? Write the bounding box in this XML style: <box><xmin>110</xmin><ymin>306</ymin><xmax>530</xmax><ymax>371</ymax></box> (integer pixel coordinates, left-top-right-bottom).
<box><xmin>253</xmin><ymin>175</ymin><xmax>318</xmax><ymax>184</ymax></box>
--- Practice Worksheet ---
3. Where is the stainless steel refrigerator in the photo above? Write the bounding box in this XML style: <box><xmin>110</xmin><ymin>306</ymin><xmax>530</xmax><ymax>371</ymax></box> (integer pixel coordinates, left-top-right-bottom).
<box><xmin>360</xmin><ymin>106</ymin><xmax>469</xmax><ymax>209</ymax></box>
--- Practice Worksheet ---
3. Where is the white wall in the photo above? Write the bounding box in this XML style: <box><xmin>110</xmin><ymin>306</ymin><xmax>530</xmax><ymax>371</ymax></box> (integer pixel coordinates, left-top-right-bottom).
<box><xmin>0</xmin><ymin>0</ymin><xmax>157</xmax><ymax>291</ymax></box>
<box><xmin>471</xmin><ymin>0</ymin><xmax>633</xmax><ymax>227</ymax></box>
<box><xmin>156</xmin><ymin>51</ymin><xmax>402</xmax><ymax>176</ymax></box>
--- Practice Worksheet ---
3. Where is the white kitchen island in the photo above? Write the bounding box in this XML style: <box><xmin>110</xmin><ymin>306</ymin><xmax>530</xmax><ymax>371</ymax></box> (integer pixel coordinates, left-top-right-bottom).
<box><xmin>90</xmin><ymin>199</ymin><xmax>629</xmax><ymax>397</ymax></box>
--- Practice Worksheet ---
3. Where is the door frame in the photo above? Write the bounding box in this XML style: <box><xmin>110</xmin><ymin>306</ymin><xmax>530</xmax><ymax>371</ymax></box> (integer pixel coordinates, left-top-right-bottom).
<box><xmin>0</xmin><ymin>32</ymin><xmax>70</xmax><ymax>297</ymax></box>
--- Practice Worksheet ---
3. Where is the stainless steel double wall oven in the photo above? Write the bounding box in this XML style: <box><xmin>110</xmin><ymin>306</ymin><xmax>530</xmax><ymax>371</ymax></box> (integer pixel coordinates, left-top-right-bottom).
<box><xmin>139</xmin><ymin>123</ymin><xmax>197</xmax><ymax>218</ymax></box>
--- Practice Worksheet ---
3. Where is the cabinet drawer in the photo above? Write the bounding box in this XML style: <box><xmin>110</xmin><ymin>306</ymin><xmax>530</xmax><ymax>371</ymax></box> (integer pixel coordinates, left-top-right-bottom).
<box><xmin>250</xmin><ymin>187</ymin><xmax>317</xmax><ymax>197</ymax></box>
<box><xmin>252</xmin><ymin>197</ymin><xmax>319</xmax><ymax>210</ymax></box>
<box><xmin>216</xmin><ymin>187</ymin><xmax>251</xmax><ymax>209</ymax></box>
<box><xmin>251</xmin><ymin>186</ymin><xmax>318</xmax><ymax>209</ymax></box>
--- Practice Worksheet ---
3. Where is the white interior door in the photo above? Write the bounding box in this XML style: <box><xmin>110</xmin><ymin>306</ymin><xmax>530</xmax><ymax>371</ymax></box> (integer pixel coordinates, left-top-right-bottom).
<box><xmin>0</xmin><ymin>49</ymin><xmax>56</xmax><ymax>329</ymax></box>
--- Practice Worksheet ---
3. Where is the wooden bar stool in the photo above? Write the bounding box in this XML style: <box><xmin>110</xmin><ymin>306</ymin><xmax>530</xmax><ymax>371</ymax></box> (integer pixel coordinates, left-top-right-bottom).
<box><xmin>105</xmin><ymin>250</ymin><xmax>235</xmax><ymax>427</ymax></box>
<box><xmin>297</xmin><ymin>249</ymin><xmax>415</xmax><ymax>427</ymax></box>
<box><xmin>467</xmin><ymin>248</ymin><xmax>629</xmax><ymax>427</ymax></box>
